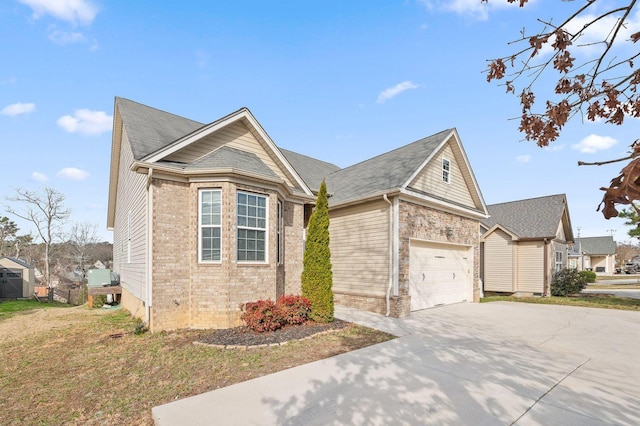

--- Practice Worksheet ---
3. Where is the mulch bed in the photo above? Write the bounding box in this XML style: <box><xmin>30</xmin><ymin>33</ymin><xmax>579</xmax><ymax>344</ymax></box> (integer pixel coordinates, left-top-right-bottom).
<box><xmin>196</xmin><ymin>319</ymin><xmax>349</xmax><ymax>348</ymax></box>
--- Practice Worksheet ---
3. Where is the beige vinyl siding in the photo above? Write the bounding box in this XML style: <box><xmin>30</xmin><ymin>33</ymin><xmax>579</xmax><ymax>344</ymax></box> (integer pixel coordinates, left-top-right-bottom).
<box><xmin>113</xmin><ymin>128</ymin><xmax>148</xmax><ymax>302</ymax></box>
<box><xmin>516</xmin><ymin>241</ymin><xmax>544</xmax><ymax>293</ymax></box>
<box><xmin>409</xmin><ymin>142</ymin><xmax>475</xmax><ymax>208</ymax></box>
<box><xmin>483</xmin><ymin>229</ymin><xmax>514</xmax><ymax>292</ymax></box>
<box><xmin>164</xmin><ymin>120</ymin><xmax>297</xmax><ymax>188</ymax></box>
<box><xmin>556</xmin><ymin>221</ymin><xmax>566</xmax><ymax>240</ymax></box>
<box><xmin>330</xmin><ymin>200</ymin><xmax>389</xmax><ymax>296</ymax></box>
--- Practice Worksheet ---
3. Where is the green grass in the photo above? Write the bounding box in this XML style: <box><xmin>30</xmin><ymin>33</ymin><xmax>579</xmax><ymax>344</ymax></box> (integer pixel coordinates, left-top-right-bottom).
<box><xmin>0</xmin><ymin>299</ymin><xmax>70</xmax><ymax>320</ymax></box>
<box><xmin>0</xmin><ymin>305</ymin><xmax>394</xmax><ymax>425</ymax></box>
<box><xmin>481</xmin><ymin>295</ymin><xmax>640</xmax><ymax>311</ymax></box>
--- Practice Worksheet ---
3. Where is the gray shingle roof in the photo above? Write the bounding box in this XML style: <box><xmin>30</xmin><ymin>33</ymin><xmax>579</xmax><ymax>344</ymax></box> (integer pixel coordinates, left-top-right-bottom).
<box><xmin>574</xmin><ymin>236</ymin><xmax>616</xmax><ymax>255</ymax></box>
<box><xmin>187</xmin><ymin>146</ymin><xmax>280</xmax><ymax>179</ymax></box>
<box><xmin>115</xmin><ymin>98</ymin><xmax>477</xmax><ymax>210</ymax></box>
<box><xmin>280</xmin><ymin>148</ymin><xmax>341</xmax><ymax>192</ymax></box>
<box><xmin>326</xmin><ymin>129</ymin><xmax>452</xmax><ymax>205</ymax></box>
<box><xmin>482</xmin><ymin>194</ymin><xmax>569</xmax><ymax>239</ymax></box>
<box><xmin>116</xmin><ymin>97</ymin><xmax>204</xmax><ymax>160</ymax></box>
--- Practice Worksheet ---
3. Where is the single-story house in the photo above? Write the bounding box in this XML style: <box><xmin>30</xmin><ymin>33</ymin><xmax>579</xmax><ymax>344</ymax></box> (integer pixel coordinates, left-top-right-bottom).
<box><xmin>480</xmin><ymin>194</ymin><xmax>574</xmax><ymax>296</ymax></box>
<box><xmin>0</xmin><ymin>257</ymin><xmax>35</xmax><ymax>299</ymax></box>
<box><xmin>568</xmin><ymin>236</ymin><xmax>617</xmax><ymax>274</ymax></box>
<box><xmin>107</xmin><ymin>97</ymin><xmax>488</xmax><ymax>331</ymax></box>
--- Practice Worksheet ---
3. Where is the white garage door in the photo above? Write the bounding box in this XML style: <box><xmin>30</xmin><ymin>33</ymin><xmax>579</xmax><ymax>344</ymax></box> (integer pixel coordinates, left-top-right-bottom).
<box><xmin>409</xmin><ymin>241</ymin><xmax>472</xmax><ymax>311</ymax></box>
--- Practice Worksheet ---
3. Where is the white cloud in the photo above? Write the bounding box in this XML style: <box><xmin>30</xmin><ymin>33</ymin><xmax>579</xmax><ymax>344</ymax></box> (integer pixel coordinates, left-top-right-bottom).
<box><xmin>57</xmin><ymin>109</ymin><xmax>113</xmax><ymax>135</ymax></box>
<box><xmin>543</xmin><ymin>144</ymin><xmax>565</xmax><ymax>152</ymax></box>
<box><xmin>1</xmin><ymin>76</ymin><xmax>17</xmax><ymax>85</ymax></box>
<box><xmin>1</xmin><ymin>102</ymin><xmax>36</xmax><ymax>116</ymax></box>
<box><xmin>31</xmin><ymin>171</ymin><xmax>49</xmax><ymax>182</ymax></box>
<box><xmin>49</xmin><ymin>30</ymin><xmax>86</xmax><ymax>44</ymax></box>
<box><xmin>57</xmin><ymin>167</ymin><xmax>89</xmax><ymax>180</ymax></box>
<box><xmin>516</xmin><ymin>154</ymin><xmax>531</xmax><ymax>163</ymax></box>
<box><xmin>376</xmin><ymin>81</ymin><xmax>420</xmax><ymax>104</ymax></box>
<box><xmin>418</xmin><ymin>0</ymin><xmax>523</xmax><ymax>21</ymax></box>
<box><xmin>18</xmin><ymin>0</ymin><xmax>99</xmax><ymax>25</ymax></box>
<box><xmin>572</xmin><ymin>134</ymin><xmax>617</xmax><ymax>153</ymax></box>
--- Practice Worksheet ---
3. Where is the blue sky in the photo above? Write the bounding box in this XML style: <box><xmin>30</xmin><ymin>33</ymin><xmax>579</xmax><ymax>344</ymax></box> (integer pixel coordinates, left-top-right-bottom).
<box><xmin>2</xmin><ymin>0</ymin><xmax>639</xmax><ymax>244</ymax></box>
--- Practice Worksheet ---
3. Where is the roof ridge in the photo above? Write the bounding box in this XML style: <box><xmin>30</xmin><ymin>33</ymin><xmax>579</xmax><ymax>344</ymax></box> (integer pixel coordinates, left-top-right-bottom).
<box><xmin>487</xmin><ymin>193</ymin><xmax>566</xmax><ymax>207</ymax></box>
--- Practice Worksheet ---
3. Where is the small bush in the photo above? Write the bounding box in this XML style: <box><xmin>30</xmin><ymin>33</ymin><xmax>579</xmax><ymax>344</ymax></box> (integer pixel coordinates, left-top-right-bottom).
<box><xmin>552</xmin><ymin>268</ymin><xmax>588</xmax><ymax>296</ymax></box>
<box><xmin>579</xmin><ymin>270</ymin><xmax>597</xmax><ymax>283</ymax></box>
<box><xmin>92</xmin><ymin>295</ymin><xmax>107</xmax><ymax>308</ymax></box>
<box><xmin>241</xmin><ymin>299</ymin><xmax>283</xmax><ymax>333</ymax></box>
<box><xmin>241</xmin><ymin>295</ymin><xmax>311</xmax><ymax>332</ymax></box>
<box><xmin>277</xmin><ymin>295</ymin><xmax>311</xmax><ymax>325</ymax></box>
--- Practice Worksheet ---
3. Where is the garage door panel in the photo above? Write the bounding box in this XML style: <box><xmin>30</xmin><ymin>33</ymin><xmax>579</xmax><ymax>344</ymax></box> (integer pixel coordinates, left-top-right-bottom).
<box><xmin>409</xmin><ymin>242</ymin><xmax>472</xmax><ymax>311</ymax></box>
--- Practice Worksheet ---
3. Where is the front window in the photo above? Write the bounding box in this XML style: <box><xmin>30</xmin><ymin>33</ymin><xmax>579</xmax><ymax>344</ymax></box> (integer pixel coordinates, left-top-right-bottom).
<box><xmin>237</xmin><ymin>192</ymin><xmax>267</xmax><ymax>262</ymax></box>
<box><xmin>555</xmin><ymin>251</ymin><xmax>563</xmax><ymax>272</ymax></box>
<box><xmin>199</xmin><ymin>189</ymin><xmax>222</xmax><ymax>262</ymax></box>
<box><xmin>442</xmin><ymin>158</ymin><xmax>451</xmax><ymax>183</ymax></box>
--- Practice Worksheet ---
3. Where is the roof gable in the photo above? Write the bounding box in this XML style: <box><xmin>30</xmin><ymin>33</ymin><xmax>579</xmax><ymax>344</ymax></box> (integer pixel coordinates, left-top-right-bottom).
<box><xmin>326</xmin><ymin>129</ymin><xmax>451</xmax><ymax>205</ymax></box>
<box><xmin>406</xmin><ymin>132</ymin><xmax>485</xmax><ymax>212</ymax></box>
<box><xmin>113</xmin><ymin>97</ymin><xmax>313</xmax><ymax>196</ymax></box>
<box><xmin>482</xmin><ymin>194</ymin><xmax>574</xmax><ymax>241</ymax></box>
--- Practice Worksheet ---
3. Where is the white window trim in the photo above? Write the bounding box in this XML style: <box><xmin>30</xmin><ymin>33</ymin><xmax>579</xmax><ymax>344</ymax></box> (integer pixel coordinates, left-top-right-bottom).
<box><xmin>198</xmin><ymin>189</ymin><xmax>222</xmax><ymax>263</ymax></box>
<box><xmin>237</xmin><ymin>191</ymin><xmax>269</xmax><ymax>264</ymax></box>
<box><xmin>555</xmin><ymin>251</ymin><xmax>563</xmax><ymax>272</ymax></box>
<box><xmin>442</xmin><ymin>158</ymin><xmax>451</xmax><ymax>184</ymax></box>
<box><xmin>276</xmin><ymin>200</ymin><xmax>283</xmax><ymax>265</ymax></box>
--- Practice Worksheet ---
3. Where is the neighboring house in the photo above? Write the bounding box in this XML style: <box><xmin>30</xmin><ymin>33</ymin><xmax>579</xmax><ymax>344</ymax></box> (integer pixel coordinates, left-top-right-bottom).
<box><xmin>107</xmin><ymin>97</ymin><xmax>488</xmax><ymax>331</ymax></box>
<box><xmin>0</xmin><ymin>257</ymin><xmax>35</xmax><ymax>299</ymax></box>
<box><xmin>480</xmin><ymin>194</ymin><xmax>574</xmax><ymax>296</ymax></box>
<box><xmin>568</xmin><ymin>236</ymin><xmax>617</xmax><ymax>274</ymax></box>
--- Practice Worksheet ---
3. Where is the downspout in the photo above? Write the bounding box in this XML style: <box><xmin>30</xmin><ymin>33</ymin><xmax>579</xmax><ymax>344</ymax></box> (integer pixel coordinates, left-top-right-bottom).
<box><xmin>146</xmin><ymin>168</ymin><xmax>154</xmax><ymax>327</ymax></box>
<box><xmin>383</xmin><ymin>194</ymin><xmax>393</xmax><ymax>316</ymax></box>
<box><xmin>543</xmin><ymin>238</ymin><xmax>549</xmax><ymax>296</ymax></box>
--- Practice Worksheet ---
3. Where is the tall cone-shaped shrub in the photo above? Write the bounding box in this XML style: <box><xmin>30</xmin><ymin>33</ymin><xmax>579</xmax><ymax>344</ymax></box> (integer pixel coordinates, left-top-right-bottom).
<box><xmin>301</xmin><ymin>179</ymin><xmax>334</xmax><ymax>322</ymax></box>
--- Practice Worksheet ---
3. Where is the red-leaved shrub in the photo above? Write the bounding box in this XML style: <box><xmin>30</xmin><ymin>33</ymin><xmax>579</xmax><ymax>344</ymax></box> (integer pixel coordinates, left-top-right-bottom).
<box><xmin>277</xmin><ymin>294</ymin><xmax>311</xmax><ymax>325</ymax></box>
<box><xmin>241</xmin><ymin>299</ymin><xmax>283</xmax><ymax>333</ymax></box>
<box><xmin>241</xmin><ymin>295</ymin><xmax>311</xmax><ymax>332</ymax></box>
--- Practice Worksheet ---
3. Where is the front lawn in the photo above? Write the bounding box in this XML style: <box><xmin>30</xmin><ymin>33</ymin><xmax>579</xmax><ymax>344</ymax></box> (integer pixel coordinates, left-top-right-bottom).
<box><xmin>481</xmin><ymin>294</ymin><xmax>640</xmax><ymax>311</ymax></box>
<box><xmin>0</xmin><ymin>302</ymin><xmax>394</xmax><ymax>425</ymax></box>
<box><xmin>0</xmin><ymin>299</ymin><xmax>71</xmax><ymax>321</ymax></box>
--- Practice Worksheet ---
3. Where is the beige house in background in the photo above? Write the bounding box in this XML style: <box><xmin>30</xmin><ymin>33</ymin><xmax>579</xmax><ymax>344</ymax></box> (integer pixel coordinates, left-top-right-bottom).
<box><xmin>0</xmin><ymin>257</ymin><xmax>35</xmax><ymax>299</ymax></box>
<box><xmin>568</xmin><ymin>236</ymin><xmax>617</xmax><ymax>274</ymax></box>
<box><xmin>107</xmin><ymin>97</ymin><xmax>488</xmax><ymax>332</ymax></box>
<box><xmin>480</xmin><ymin>194</ymin><xmax>574</xmax><ymax>296</ymax></box>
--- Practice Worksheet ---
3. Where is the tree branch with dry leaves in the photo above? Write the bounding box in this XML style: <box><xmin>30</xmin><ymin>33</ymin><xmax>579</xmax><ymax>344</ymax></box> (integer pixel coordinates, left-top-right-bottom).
<box><xmin>485</xmin><ymin>0</ymin><xmax>640</xmax><ymax>220</ymax></box>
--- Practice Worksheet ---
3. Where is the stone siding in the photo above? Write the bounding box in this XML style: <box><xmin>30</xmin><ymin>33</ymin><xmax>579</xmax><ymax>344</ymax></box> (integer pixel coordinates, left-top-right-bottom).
<box><xmin>397</xmin><ymin>200</ymin><xmax>481</xmax><ymax>316</ymax></box>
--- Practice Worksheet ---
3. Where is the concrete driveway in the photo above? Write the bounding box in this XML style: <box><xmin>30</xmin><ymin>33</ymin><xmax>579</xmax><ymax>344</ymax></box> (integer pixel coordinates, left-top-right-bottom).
<box><xmin>153</xmin><ymin>302</ymin><xmax>640</xmax><ymax>425</ymax></box>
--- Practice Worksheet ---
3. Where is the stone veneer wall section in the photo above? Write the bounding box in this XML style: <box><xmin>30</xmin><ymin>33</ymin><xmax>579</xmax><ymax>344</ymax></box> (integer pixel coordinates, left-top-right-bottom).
<box><xmin>397</xmin><ymin>200</ymin><xmax>481</xmax><ymax>316</ymax></box>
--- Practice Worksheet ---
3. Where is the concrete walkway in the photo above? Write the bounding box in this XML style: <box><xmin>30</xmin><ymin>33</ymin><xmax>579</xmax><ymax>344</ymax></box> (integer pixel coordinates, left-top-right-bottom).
<box><xmin>153</xmin><ymin>302</ymin><xmax>640</xmax><ymax>425</ymax></box>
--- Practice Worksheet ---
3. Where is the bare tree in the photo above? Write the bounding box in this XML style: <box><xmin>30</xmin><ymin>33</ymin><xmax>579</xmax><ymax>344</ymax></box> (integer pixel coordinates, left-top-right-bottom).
<box><xmin>67</xmin><ymin>222</ymin><xmax>99</xmax><ymax>278</ymax></box>
<box><xmin>485</xmin><ymin>0</ymin><xmax>640</xmax><ymax>219</ymax></box>
<box><xmin>13</xmin><ymin>234</ymin><xmax>33</xmax><ymax>259</ymax></box>
<box><xmin>6</xmin><ymin>187</ymin><xmax>70</xmax><ymax>287</ymax></box>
